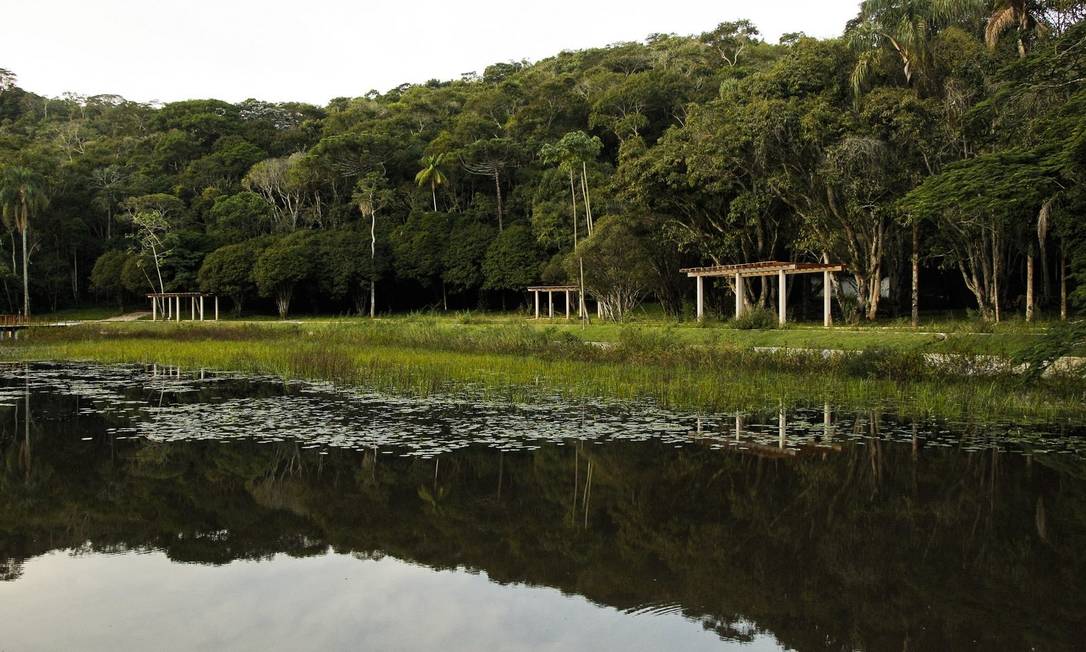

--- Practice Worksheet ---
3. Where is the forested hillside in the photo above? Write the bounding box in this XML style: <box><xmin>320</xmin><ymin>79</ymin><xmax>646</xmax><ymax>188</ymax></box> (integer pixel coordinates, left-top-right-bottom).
<box><xmin>1</xmin><ymin>1</ymin><xmax>1084</xmax><ymax>320</ymax></box>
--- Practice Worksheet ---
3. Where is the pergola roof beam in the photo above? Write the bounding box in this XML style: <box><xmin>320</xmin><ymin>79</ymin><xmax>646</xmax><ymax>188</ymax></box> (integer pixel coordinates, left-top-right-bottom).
<box><xmin>681</xmin><ymin>262</ymin><xmax>845</xmax><ymax>278</ymax></box>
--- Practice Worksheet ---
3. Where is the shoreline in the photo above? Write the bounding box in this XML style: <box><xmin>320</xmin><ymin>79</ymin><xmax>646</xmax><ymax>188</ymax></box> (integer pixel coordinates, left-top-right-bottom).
<box><xmin>2</xmin><ymin>320</ymin><xmax>1083</xmax><ymax>423</ymax></box>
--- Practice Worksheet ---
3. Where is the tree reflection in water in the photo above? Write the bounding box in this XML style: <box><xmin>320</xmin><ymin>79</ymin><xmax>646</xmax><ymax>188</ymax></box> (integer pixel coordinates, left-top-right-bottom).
<box><xmin>0</xmin><ymin>363</ymin><xmax>1083</xmax><ymax>651</ymax></box>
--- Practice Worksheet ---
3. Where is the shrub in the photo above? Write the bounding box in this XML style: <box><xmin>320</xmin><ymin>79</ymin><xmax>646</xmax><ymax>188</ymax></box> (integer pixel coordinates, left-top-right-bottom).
<box><xmin>732</xmin><ymin>306</ymin><xmax>777</xmax><ymax>330</ymax></box>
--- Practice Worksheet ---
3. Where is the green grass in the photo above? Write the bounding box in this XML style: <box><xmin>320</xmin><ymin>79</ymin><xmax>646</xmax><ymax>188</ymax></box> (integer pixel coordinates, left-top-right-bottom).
<box><xmin>214</xmin><ymin>310</ymin><xmax>1077</xmax><ymax>357</ymax></box>
<box><xmin>2</xmin><ymin>319</ymin><xmax>1083</xmax><ymax>423</ymax></box>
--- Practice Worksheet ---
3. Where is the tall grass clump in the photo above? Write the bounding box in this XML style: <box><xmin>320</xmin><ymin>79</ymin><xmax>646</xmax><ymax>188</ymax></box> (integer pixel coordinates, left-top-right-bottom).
<box><xmin>837</xmin><ymin>348</ymin><xmax>930</xmax><ymax>381</ymax></box>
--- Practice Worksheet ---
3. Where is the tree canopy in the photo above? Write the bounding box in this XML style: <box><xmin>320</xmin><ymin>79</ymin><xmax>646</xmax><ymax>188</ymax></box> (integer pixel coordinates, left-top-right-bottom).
<box><xmin>1</xmin><ymin>5</ymin><xmax>1084</xmax><ymax>320</ymax></box>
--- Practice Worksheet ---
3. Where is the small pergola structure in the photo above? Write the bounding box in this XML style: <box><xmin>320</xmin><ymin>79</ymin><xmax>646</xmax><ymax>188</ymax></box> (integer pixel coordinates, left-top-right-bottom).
<box><xmin>527</xmin><ymin>285</ymin><xmax>581</xmax><ymax>320</ymax></box>
<box><xmin>680</xmin><ymin>261</ymin><xmax>845</xmax><ymax>327</ymax></box>
<box><xmin>147</xmin><ymin>292</ymin><xmax>219</xmax><ymax>322</ymax></box>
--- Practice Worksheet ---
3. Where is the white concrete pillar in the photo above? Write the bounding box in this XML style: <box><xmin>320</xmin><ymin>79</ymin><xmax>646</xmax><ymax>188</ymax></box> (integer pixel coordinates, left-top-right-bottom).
<box><xmin>696</xmin><ymin>276</ymin><xmax>704</xmax><ymax>322</ymax></box>
<box><xmin>823</xmin><ymin>270</ymin><xmax>832</xmax><ymax>327</ymax></box>
<box><xmin>548</xmin><ymin>291</ymin><xmax>553</xmax><ymax>318</ymax></box>
<box><xmin>214</xmin><ymin>296</ymin><xmax>220</xmax><ymax>321</ymax></box>
<box><xmin>534</xmin><ymin>291</ymin><xmax>539</xmax><ymax>319</ymax></box>
<box><xmin>778</xmin><ymin>269</ymin><xmax>787</xmax><ymax>325</ymax></box>
<box><xmin>200</xmin><ymin>296</ymin><xmax>205</xmax><ymax>321</ymax></box>
<box><xmin>735</xmin><ymin>274</ymin><xmax>745</xmax><ymax>319</ymax></box>
<box><xmin>190</xmin><ymin>296</ymin><xmax>195</xmax><ymax>320</ymax></box>
<box><xmin>151</xmin><ymin>297</ymin><xmax>157</xmax><ymax>321</ymax></box>
<box><xmin>175</xmin><ymin>296</ymin><xmax>180</xmax><ymax>322</ymax></box>
<box><xmin>565</xmin><ymin>291</ymin><xmax>570</xmax><ymax>319</ymax></box>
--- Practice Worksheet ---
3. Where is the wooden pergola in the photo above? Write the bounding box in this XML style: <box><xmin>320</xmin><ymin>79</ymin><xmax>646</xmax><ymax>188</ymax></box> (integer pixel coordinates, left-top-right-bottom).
<box><xmin>147</xmin><ymin>292</ymin><xmax>218</xmax><ymax>322</ymax></box>
<box><xmin>527</xmin><ymin>285</ymin><xmax>581</xmax><ymax>320</ymax></box>
<box><xmin>680</xmin><ymin>261</ymin><xmax>845</xmax><ymax>326</ymax></box>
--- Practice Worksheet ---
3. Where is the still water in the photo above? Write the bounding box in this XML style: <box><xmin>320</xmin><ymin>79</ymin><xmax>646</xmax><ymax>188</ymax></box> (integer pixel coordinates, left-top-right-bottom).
<box><xmin>0</xmin><ymin>363</ymin><xmax>1083</xmax><ymax>651</ymax></box>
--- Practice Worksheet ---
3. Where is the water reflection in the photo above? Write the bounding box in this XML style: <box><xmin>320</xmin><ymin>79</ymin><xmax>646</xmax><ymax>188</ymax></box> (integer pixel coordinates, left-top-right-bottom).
<box><xmin>6</xmin><ymin>551</ymin><xmax>760</xmax><ymax>652</ymax></box>
<box><xmin>0</xmin><ymin>363</ymin><xmax>1084</xmax><ymax>651</ymax></box>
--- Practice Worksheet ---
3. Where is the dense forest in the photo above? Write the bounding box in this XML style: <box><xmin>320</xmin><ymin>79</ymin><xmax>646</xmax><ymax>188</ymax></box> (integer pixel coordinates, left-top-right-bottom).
<box><xmin>1</xmin><ymin>1</ymin><xmax>1085</xmax><ymax>321</ymax></box>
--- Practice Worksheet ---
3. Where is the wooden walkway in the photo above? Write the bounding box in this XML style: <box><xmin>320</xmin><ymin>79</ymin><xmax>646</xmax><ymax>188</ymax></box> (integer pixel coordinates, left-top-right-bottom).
<box><xmin>0</xmin><ymin>315</ymin><xmax>30</xmax><ymax>338</ymax></box>
<box><xmin>0</xmin><ymin>315</ymin><xmax>82</xmax><ymax>338</ymax></box>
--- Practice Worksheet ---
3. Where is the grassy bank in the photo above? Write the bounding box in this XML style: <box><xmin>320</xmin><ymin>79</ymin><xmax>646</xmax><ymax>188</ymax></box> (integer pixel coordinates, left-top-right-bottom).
<box><xmin>3</xmin><ymin>318</ymin><xmax>1083</xmax><ymax>422</ymax></box>
<box><xmin>40</xmin><ymin>306</ymin><xmax>1081</xmax><ymax>357</ymax></box>
<box><xmin>193</xmin><ymin>311</ymin><xmax>1079</xmax><ymax>357</ymax></box>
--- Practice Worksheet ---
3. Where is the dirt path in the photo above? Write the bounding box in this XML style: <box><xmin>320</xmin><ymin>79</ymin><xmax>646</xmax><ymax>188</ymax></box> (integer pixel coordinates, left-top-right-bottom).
<box><xmin>101</xmin><ymin>312</ymin><xmax>150</xmax><ymax>322</ymax></box>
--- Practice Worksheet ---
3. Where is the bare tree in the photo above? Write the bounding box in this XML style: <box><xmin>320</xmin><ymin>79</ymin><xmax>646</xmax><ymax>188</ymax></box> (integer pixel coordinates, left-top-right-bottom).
<box><xmin>243</xmin><ymin>153</ymin><xmax>309</xmax><ymax>231</ymax></box>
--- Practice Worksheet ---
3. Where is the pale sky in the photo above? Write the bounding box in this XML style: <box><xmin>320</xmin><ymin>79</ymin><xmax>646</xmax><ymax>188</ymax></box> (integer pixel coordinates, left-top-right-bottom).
<box><xmin>1</xmin><ymin>1</ymin><xmax>862</xmax><ymax>106</ymax></box>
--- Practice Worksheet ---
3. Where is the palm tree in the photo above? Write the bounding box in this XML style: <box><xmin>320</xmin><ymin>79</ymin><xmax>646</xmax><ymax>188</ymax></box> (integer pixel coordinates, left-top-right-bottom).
<box><xmin>0</xmin><ymin>167</ymin><xmax>48</xmax><ymax>318</ymax></box>
<box><xmin>415</xmin><ymin>154</ymin><xmax>448</xmax><ymax>212</ymax></box>
<box><xmin>986</xmin><ymin>0</ymin><xmax>1048</xmax><ymax>57</ymax></box>
<box><xmin>849</xmin><ymin>0</ymin><xmax>984</xmax><ymax>95</ymax></box>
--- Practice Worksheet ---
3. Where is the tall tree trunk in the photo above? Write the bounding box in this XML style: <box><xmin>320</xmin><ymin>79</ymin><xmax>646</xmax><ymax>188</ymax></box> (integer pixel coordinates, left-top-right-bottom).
<box><xmin>370</xmin><ymin>210</ymin><xmax>377</xmax><ymax>319</ymax></box>
<box><xmin>1026</xmin><ymin>248</ymin><xmax>1035</xmax><ymax>322</ymax></box>
<box><xmin>569</xmin><ymin>170</ymin><xmax>578</xmax><ymax>248</ymax></box>
<box><xmin>911</xmin><ymin>221</ymin><xmax>919</xmax><ymax>327</ymax></box>
<box><xmin>993</xmin><ymin>234</ymin><xmax>1002</xmax><ymax>323</ymax></box>
<box><xmin>20</xmin><ymin>224</ymin><xmax>29</xmax><ymax>319</ymax></box>
<box><xmin>1060</xmin><ymin>243</ymin><xmax>1068</xmax><ymax>321</ymax></box>
<box><xmin>3</xmin><ymin>278</ymin><xmax>13</xmax><ymax>313</ymax></box>
<box><xmin>1040</xmin><ymin>235</ymin><xmax>1051</xmax><ymax>305</ymax></box>
<box><xmin>276</xmin><ymin>288</ymin><xmax>292</xmax><ymax>319</ymax></box>
<box><xmin>579</xmin><ymin>256</ymin><xmax>588</xmax><ymax>324</ymax></box>
<box><xmin>9</xmin><ymin>232</ymin><xmax>17</xmax><ymax>292</ymax></box>
<box><xmin>866</xmin><ymin>278</ymin><xmax>881</xmax><ymax>321</ymax></box>
<box><xmin>580</xmin><ymin>163</ymin><xmax>593</xmax><ymax>236</ymax></box>
<box><xmin>493</xmin><ymin>171</ymin><xmax>503</xmax><ymax>232</ymax></box>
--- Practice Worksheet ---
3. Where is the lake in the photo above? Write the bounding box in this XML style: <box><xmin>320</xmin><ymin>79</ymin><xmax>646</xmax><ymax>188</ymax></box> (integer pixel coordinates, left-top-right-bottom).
<box><xmin>0</xmin><ymin>363</ymin><xmax>1083</xmax><ymax>651</ymax></box>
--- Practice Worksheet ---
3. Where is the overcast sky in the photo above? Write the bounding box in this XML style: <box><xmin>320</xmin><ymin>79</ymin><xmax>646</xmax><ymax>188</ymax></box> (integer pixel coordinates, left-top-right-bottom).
<box><xmin>2</xmin><ymin>1</ymin><xmax>862</xmax><ymax>106</ymax></box>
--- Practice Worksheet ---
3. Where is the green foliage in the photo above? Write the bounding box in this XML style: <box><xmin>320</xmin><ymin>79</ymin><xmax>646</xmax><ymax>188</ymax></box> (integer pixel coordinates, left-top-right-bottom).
<box><xmin>1017</xmin><ymin>320</ymin><xmax>1086</xmax><ymax>381</ymax></box>
<box><xmin>208</xmin><ymin>192</ymin><xmax>270</xmax><ymax>242</ymax></box>
<box><xmin>310</xmin><ymin>229</ymin><xmax>374</xmax><ymax>304</ymax></box>
<box><xmin>252</xmin><ymin>235</ymin><xmax>312</xmax><ymax>318</ymax></box>
<box><xmin>89</xmin><ymin>250</ymin><xmax>129</xmax><ymax>308</ymax></box>
<box><xmin>120</xmin><ymin>255</ymin><xmax>150</xmax><ymax>295</ymax></box>
<box><xmin>483</xmin><ymin>224</ymin><xmax>542</xmax><ymax>292</ymax></box>
<box><xmin>442</xmin><ymin>218</ymin><xmax>495</xmax><ymax>294</ymax></box>
<box><xmin>393</xmin><ymin>212</ymin><xmax>450</xmax><ymax>289</ymax></box>
<box><xmin>905</xmin><ymin>149</ymin><xmax>1061</xmax><ymax>219</ymax></box>
<box><xmin>198</xmin><ymin>241</ymin><xmax>264</xmax><ymax>314</ymax></box>
<box><xmin>568</xmin><ymin>216</ymin><xmax>655</xmax><ymax>321</ymax></box>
